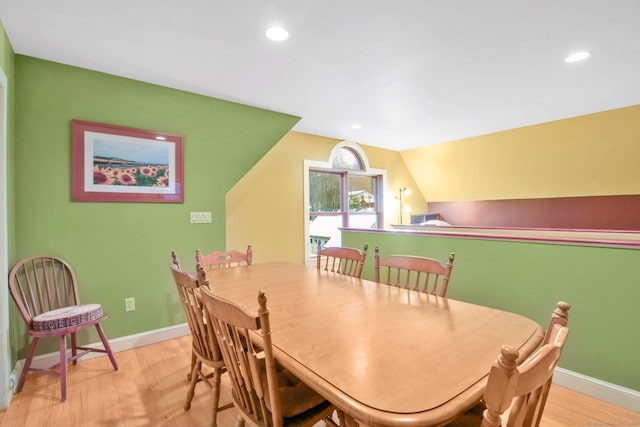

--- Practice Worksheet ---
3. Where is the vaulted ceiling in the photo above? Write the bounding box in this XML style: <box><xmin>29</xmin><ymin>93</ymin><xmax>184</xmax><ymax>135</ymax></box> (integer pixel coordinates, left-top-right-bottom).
<box><xmin>1</xmin><ymin>1</ymin><xmax>638</xmax><ymax>150</ymax></box>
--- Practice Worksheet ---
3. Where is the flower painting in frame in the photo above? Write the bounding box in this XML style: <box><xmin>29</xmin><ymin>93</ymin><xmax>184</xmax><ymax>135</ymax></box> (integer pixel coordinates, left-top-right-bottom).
<box><xmin>71</xmin><ymin>120</ymin><xmax>184</xmax><ymax>203</ymax></box>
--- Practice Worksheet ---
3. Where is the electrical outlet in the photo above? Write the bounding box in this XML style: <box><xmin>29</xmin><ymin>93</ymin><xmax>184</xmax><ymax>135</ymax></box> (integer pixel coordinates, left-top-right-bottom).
<box><xmin>125</xmin><ymin>297</ymin><xmax>135</xmax><ymax>312</ymax></box>
<box><xmin>190</xmin><ymin>211</ymin><xmax>212</xmax><ymax>223</ymax></box>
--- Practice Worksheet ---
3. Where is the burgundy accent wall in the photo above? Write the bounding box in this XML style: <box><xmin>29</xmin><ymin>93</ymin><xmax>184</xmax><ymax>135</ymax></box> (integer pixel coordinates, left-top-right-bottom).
<box><xmin>428</xmin><ymin>195</ymin><xmax>640</xmax><ymax>230</ymax></box>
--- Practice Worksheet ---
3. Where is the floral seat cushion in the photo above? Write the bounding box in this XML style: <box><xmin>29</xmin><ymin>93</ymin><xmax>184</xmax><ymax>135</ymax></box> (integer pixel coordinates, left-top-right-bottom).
<box><xmin>32</xmin><ymin>304</ymin><xmax>103</xmax><ymax>331</ymax></box>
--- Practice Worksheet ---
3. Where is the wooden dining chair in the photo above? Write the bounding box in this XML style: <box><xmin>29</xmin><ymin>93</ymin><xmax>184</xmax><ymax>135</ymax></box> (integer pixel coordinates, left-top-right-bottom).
<box><xmin>374</xmin><ymin>247</ymin><xmax>455</xmax><ymax>296</ymax></box>
<box><xmin>199</xmin><ymin>287</ymin><xmax>335</xmax><ymax>427</ymax></box>
<box><xmin>316</xmin><ymin>240</ymin><xmax>368</xmax><ymax>278</ymax></box>
<box><xmin>171</xmin><ymin>251</ymin><xmax>199</xmax><ymax>379</ymax></box>
<box><xmin>170</xmin><ymin>261</ymin><xmax>231</xmax><ymax>426</ymax></box>
<box><xmin>481</xmin><ymin>323</ymin><xmax>569</xmax><ymax>427</ymax></box>
<box><xmin>196</xmin><ymin>245</ymin><xmax>253</xmax><ymax>270</ymax></box>
<box><xmin>447</xmin><ymin>301</ymin><xmax>571</xmax><ymax>427</ymax></box>
<box><xmin>8</xmin><ymin>255</ymin><xmax>119</xmax><ymax>402</ymax></box>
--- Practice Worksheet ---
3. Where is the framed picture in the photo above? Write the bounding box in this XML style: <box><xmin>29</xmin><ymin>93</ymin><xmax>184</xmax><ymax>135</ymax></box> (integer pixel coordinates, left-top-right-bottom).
<box><xmin>71</xmin><ymin>120</ymin><xmax>184</xmax><ymax>203</ymax></box>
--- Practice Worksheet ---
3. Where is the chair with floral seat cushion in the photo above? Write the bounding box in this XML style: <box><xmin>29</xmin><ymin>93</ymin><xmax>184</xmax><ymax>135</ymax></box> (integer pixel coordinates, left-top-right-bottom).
<box><xmin>8</xmin><ymin>255</ymin><xmax>118</xmax><ymax>402</ymax></box>
<box><xmin>316</xmin><ymin>241</ymin><xmax>368</xmax><ymax>278</ymax></box>
<box><xmin>199</xmin><ymin>287</ymin><xmax>335</xmax><ymax>427</ymax></box>
<box><xmin>170</xmin><ymin>260</ymin><xmax>231</xmax><ymax>426</ymax></box>
<box><xmin>196</xmin><ymin>245</ymin><xmax>253</xmax><ymax>270</ymax></box>
<box><xmin>374</xmin><ymin>246</ymin><xmax>455</xmax><ymax>296</ymax></box>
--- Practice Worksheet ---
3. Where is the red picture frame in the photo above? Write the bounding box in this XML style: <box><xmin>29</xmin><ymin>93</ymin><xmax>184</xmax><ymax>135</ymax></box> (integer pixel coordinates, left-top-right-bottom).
<box><xmin>71</xmin><ymin>120</ymin><xmax>184</xmax><ymax>203</ymax></box>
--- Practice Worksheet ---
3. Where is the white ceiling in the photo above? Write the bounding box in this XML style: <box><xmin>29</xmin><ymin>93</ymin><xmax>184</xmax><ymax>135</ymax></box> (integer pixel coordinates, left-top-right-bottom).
<box><xmin>1</xmin><ymin>1</ymin><xmax>639</xmax><ymax>151</ymax></box>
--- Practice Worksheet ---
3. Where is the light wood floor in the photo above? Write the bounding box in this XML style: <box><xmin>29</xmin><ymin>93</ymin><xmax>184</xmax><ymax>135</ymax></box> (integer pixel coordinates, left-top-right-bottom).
<box><xmin>0</xmin><ymin>335</ymin><xmax>637</xmax><ymax>426</ymax></box>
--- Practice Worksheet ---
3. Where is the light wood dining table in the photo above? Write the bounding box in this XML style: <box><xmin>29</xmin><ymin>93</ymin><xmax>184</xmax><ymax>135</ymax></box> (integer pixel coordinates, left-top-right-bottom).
<box><xmin>205</xmin><ymin>262</ymin><xmax>544</xmax><ymax>427</ymax></box>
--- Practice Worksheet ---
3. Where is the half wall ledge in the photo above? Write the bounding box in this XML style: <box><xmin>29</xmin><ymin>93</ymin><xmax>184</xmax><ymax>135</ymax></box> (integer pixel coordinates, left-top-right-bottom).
<box><xmin>344</xmin><ymin>226</ymin><xmax>640</xmax><ymax>250</ymax></box>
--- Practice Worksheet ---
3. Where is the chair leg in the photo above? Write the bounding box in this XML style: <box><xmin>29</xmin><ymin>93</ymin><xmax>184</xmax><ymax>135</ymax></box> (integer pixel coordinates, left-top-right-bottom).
<box><xmin>211</xmin><ymin>367</ymin><xmax>222</xmax><ymax>427</ymax></box>
<box><xmin>337</xmin><ymin>410</ymin><xmax>347</xmax><ymax>426</ymax></box>
<box><xmin>71</xmin><ymin>332</ymin><xmax>78</xmax><ymax>365</ymax></box>
<box><xmin>16</xmin><ymin>337</ymin><xmax>40</xmax><ymax>393</ymax></box>
<box><xmin>184</xmin><ymin>360</ymin><xmax>201</xmax><ymax>411</ymax></box>
<box><xmin>59</xmin><ymin>335</ymin><xmax>68</xmax><ymax>402</ymax></box>
<box><xmin>337</xmin><ymin>410</ymin><xmax>361</xmax><ymax>427</ymax></box>
<box><xmin>95</xmin><ymin>323</ymin><xmax>118</xmax><ymax>371</ymax></box>
<box><xmin>187</xmin><ymin>349</ymin><xmax>196</xmax><ymax>381</ymax></box>
<box><xmin>324</xmin><ymin>413</ymin><xmax>340</xmax><ymax>426</ymax></box>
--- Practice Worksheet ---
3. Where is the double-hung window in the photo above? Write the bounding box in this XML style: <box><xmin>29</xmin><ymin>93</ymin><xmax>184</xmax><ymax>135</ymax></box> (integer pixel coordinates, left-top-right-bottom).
<box><xmin>305</xmin><ymin>142</ymin><xmax>384</xmax><ymax>261</ymax></box>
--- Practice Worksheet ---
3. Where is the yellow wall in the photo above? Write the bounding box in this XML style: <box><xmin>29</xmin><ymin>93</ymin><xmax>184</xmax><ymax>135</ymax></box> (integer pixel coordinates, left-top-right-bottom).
<box><xmin>227</xmin><ymin>105</ymin><xmax>640</xmax><ymax>262</ymax></box>
<box><xmin>402</xmin><ymin>105</ymin><xmax>640</xmax><ymax>203</ymax></box>
<box><xmin>226</xmin><ymin>131</ymin><xmax>422</xmax><ymax>263</ymax></box>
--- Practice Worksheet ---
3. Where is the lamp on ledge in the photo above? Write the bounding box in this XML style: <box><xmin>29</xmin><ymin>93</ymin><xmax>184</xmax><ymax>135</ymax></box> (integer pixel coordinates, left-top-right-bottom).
<box><xmin>397</xmin><ymin>187</ymin><xmax>412</xmax><ymax>224</ymax></box>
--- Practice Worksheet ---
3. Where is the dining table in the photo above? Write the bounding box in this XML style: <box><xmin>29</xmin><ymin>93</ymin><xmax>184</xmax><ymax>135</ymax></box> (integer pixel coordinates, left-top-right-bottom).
<box><xmin>205</xmin><ymin>262</ymin><xmax>544</xmax><ymax>427</ymax></box>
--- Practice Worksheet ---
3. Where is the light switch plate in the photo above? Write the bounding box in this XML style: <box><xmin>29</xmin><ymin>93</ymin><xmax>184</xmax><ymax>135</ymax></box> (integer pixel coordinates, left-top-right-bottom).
<box><xmin>190</xmin><ymin>211</ymin><xmax>212</xmax><ymax>223</ymax></box>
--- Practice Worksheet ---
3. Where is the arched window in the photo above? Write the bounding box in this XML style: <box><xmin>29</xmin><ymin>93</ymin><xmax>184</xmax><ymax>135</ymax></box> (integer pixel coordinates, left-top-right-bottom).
<box><xmin>328</xmin><ymin>141</ymin><xmax>370</xmax><ymax>171</ymax></box>
<box><xmin>304</xmin><ymin>142</ymin><xmax>385</xmax><ymax>261</ymax></box>
<box><xmin>331</xmin><ymin>147</ymin><xmax>364</xmax><ymax>171</ymax></box>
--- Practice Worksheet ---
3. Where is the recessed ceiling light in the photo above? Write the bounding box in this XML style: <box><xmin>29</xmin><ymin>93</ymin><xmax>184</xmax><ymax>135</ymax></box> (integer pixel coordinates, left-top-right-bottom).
<box><xmin>266</xmin><ymin>26</ymin><xmax>289</xmax><ymax>41</ymax></box>
<box><xmin>565</xmin><ymin>51</ymin><xmax>591</xmax><ymax>63</ymax></box>
<box><xmin>155</xmin><ymin>136</ymin><xmax>166</xmax><ymax>140</ymax></box>
<box><xmin>350</xmin><ymin>123</ymin><xmax>362</xmax><ymax>129</ymax></box>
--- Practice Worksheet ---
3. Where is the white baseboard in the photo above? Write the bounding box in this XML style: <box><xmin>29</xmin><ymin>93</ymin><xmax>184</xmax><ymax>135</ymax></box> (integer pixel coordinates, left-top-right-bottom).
<box><xmin>554</xmin><ymin>367</ymin><xmax>640</xmax><ymax>412</ymax></box>
<box><xmin>11</xmin><ymin>324</ymin><xmax>639</xmax><ymax>414</ymax></box>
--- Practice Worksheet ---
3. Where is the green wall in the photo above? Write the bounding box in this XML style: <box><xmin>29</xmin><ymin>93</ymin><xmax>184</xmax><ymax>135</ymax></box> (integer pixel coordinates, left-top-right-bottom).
<box><xmin>12</xmin><ymin>56</ymin><xmax>299</xmax><ymax>356</ymax></box>
<box><xmin>343</xmin><ymin>230</ymin><xmax>640</xmax><ymax>392</ymax></box>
